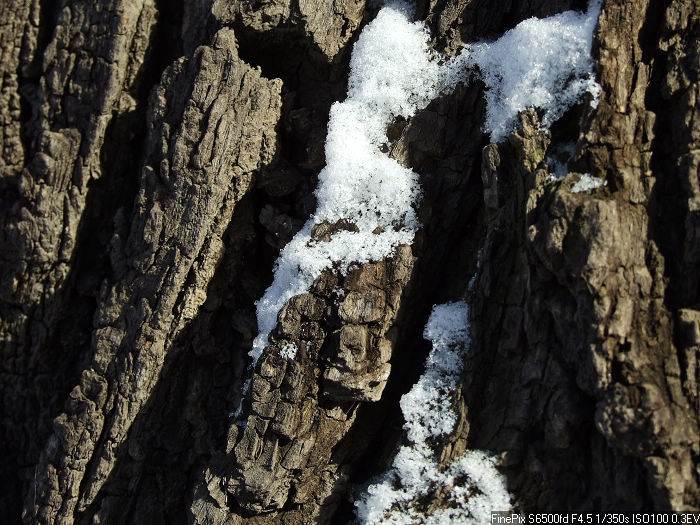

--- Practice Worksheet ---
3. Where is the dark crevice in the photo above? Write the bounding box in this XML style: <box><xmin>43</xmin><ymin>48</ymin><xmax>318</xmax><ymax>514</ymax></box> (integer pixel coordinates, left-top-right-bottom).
<box><xmin>431</xmin><ymin>0</ymin><xmax>586</xmax><ymax>51</ymax></box>
<box><xmin>28</xmin><ymin>0</ymin><xmax>61</xmax><ymax>78</ymax></box>
<box><xmin>16</xmin><ymin>0</ymin><xmax>62</xmax><ymax>169</ymax></box>
<box><xmin>638</xmin><ymin>0</ymin><xmax>666</xmax><ymax>65</ymax></box>
<box><xmin>548</xmin><ymin>101</ymin><xmax>591</xmax><ymax>176</ymax></box>
<box><xmin>135</xmin><ymin>0</ymin><xmax>185</xmax><ymax>102</ymax></box>
<box><xmin>644</xmin><ymin>0</ymin><xmax>694</xmax><ymax>311</ymax></box>
<box><xmin>232</xmin><ymin>18</ymin><xmax>355</xmax><ymax>111</ymax></box>
<box><xmin>45</xmin><ymin>104</ymin><xmax>146</xmax><ymax>400</ymax></box>
<box><xmin>229</xmin><ymin>22</ymin><xmax>355</xmax><ymax>273</ymax></box>
<box><xmin>234</xmin><ymin>27</ymin><xmax>307</xmax><ymax>89</ymax></box>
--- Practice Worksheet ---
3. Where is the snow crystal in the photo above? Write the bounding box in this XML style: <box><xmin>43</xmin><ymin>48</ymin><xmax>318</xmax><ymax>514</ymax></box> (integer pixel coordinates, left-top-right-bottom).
<box><xmin>279</xmin><ymin>342</ymin><xmax>298</xmax><ymax>360</ymax></box>
<box><xmin>447</xmin><ymin>0</ymin><xmax>602</xmax><ymax>142</ymax></box>
<box><xmin>248</xmin><ymin>3</ymin><xmax>440</xmax><ymax>371</ymax></box>
<box><xmin>423</xmin><ymin>302</ymin><xmax>470</xmax><ymax>348</ymax></box>
<box><xmin>570</xmin><ymin>173</ymin><xmax>607</xmax><ymax>193</ymax></box>
<box><xmin>401</xmin><ymin>303</ymin><xmax>469</xmax><ymax>445</ymax></box>
<box><xmin>355</xmin><ymin>302</ymin><xmax>512</xmax><ymax>524</ymax></box>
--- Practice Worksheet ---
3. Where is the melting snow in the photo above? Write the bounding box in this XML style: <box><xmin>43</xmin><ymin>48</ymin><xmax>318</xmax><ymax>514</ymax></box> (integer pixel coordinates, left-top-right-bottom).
<box><xmin>570</xmin><ymin>173</ymin><xmax>607</xmax><ymax>193</ymax></box>
<box><xmin>355</xmin><ymin>302</ymin><xmax>512</xmax><ymax>524</ymax></box>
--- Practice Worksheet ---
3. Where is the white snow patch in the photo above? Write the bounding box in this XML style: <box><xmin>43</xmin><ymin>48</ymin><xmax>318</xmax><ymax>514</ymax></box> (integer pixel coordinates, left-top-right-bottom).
<box><xmin>248</xmin><ymin>3</ymin><xmax>441</xmax><ymax>370</ymax></box>
<box><xmin>570</xmin><ymin>173</ymin><xmax>607</xmax><ymax>193</ymax></box>
<box><xmin>355</xmin><ymin>302</ymin><xmax>512</xmax><ymax>524</ymax></box>
<box><xmin>447</xmin><ymin>0</ymin><xmax>602</xmax><ymax>142</ymax></box>
<box><xmin>279</xmin><ymin>342</ymin><xmax>298</xmax><ymax>360</ymax></box>
<box><xmin>247</xmin><ymin>0</ymin><xmax>604</xmax><ymax>374</ymax></box>
<box><xmin>400</xmin><ymin>303</ymin><xmax>469</xmax><ymax>445</ymax></box>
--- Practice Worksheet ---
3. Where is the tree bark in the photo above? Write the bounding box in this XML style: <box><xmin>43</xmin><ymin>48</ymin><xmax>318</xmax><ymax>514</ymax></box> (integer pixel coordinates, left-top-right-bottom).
<box><xmin>0</xmin><ymin>0</ymin><xmax>698</xmax><ymax>523</ymax></box>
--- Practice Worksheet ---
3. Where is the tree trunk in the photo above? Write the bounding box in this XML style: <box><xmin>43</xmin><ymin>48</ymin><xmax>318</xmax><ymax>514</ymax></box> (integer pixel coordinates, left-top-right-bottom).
<box><xmin>0</xmin><ymin>0</ymin><xmax>698</xmax><ymax>523</ymax></box>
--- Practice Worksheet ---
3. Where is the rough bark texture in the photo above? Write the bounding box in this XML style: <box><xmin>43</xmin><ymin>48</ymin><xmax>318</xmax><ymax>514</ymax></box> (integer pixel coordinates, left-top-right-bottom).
<box><xmin>0</xmin><ymin>0</ymin><xmax>698</xmax><ymax>523</ymax></box>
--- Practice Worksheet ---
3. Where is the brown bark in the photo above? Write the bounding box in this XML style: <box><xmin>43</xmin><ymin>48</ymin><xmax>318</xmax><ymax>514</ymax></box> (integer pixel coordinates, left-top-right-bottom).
<box><xmin>0</xmin><ymin>0</ymin><xmax>698</xmax><ymax>523</ymax></box>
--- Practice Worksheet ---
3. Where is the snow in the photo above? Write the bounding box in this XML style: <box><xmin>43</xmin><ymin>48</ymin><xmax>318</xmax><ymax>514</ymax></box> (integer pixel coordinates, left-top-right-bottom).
<box><xmin>355</xmin><ymin>303</ymin><xmax>512</xmax><ymax>524</ymax></box>
<box><xmin>247</xmin><ymin>2</ymin><xmax>441</xmax><ymax>371</ymax></box>
<box><xmin>401</xmin><ymin>303</ymin><xmax>469</xmax><ymax>445</ymax></box>
<box><xmin>447</xmin><ymin>0</ymin><xmax>602</xmax><ymax>142</ymax></box>
<box><xmin>279</xmin><ymin>342</ymin><xmax>298</xmax><ymax>360</ymax></box>
<box><xmin>570</xmin><ymin>173</ymin><xmax>607</xmax><ymax>193</ymax></box>
<box><xmin>247</xmin><ymin>0</ymin><xmax>603</xmax><ymax>373</ymax></box>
